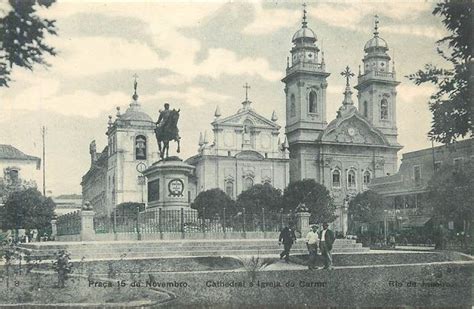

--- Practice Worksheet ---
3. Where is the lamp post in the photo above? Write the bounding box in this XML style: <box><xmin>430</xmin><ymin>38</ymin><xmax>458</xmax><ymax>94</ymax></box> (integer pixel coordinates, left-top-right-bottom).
<box><xmin>383</xmin><ymin>209</ymin><xmax>388</xmax><ymax>244</ymax></box>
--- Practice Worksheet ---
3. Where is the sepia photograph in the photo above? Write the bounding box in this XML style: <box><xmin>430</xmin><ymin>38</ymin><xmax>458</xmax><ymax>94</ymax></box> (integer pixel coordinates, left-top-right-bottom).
<box><xmin>0</xmin><ymin>0</ymin><xmax>472</xmax><ymax>307</ymax></box>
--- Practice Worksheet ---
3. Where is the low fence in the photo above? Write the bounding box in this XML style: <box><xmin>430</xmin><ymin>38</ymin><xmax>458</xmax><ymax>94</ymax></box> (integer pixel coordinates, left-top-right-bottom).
<box><xmin>93</xmin><ymin>208</ymin><xmax>293</xmax><ymax>235</ymax></box>
<box><xmin>56</xmin><ymin>210</ymin><xmax>81</xmax><ymax>236</ymax></box>
<box><xmin>55</xmin><ymin>207</ymin><xmax>296</xmax><ymax>241</ymax></box>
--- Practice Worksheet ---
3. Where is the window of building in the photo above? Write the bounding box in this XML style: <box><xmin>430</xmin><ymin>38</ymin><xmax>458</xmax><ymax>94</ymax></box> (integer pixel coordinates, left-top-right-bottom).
<box><xmin>225</xmin><ymin>180</ymin><xmax>233</xmax><ymax>198</ymax></box>
<box><xmin>363</xmin><ymin>101</ymin><xmax>368</xmax><ymax>118</ymax></box>
<box><xmin>243</xmin><ymin>177</ymin><xmax>254</xmax><ymax>191</ymax></box>
<box><xmin>347</xmin><ymin>170</ymin><xmax>356</xmax><ymax>188</ymax></box>
<box><xmin>413</xmin><ymin>165</ymin><xmax>421</xmax><ymax>183</ymax></box>
<box><xmin>8</xmin><ymin>169</ymin><xmax>19</xmax><ymax>185</ymax></box>
<box><xmin>363</xmin><ymin>171</ymin><xmax>371</xmax><ymax>185</ymax></box>
<box><xmin>290</xmin><ymin>94</ymin><xmax>296</xmax><ymax>117</ymax></box>
<box><xmin>309</xmin><ymin>91</ymin><xmax>317</xmax><ymax>113</ymax></box>
<box><xmin>434</xmin><ymin>161</ymin><xmax>442</xmax><ymax>172</ymax></box>
<box><xmin>332</xmin><ymin>170</ymin><xmax>341</xmax><ymax>187</ymax></box>
<box><xmin>135</xmin><ymin>135</ymin><xmax>147</xmax><ymax>160</ymax></box>
<box><xmin>380</xmin><ymin>98</ymin><xmax>388</xmax><ymax>120</ymax></box>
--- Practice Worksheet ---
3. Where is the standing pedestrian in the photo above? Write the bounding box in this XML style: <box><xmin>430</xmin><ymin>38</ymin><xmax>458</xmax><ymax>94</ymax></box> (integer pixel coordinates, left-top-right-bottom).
<box><xmin>318</xmin><ymin>223</ymin><xmax>335</xmax><ymax>270</ymax></box>
<box><xmin>279</xmin><ymin>224</ymin><xmax>297</xmax><ymax>263</ymax></box>
<box><xmin>306</xmin><ymin>225</ymin><xmax>319</xmax><ymax>270</ymax></box>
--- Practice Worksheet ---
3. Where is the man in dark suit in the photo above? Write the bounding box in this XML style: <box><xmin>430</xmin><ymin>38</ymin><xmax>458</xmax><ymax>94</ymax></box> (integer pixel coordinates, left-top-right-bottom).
<box><xmin>318</xmin><ymin>223</ymin><xmax>335</xmax><ymax>270</ymax></box>
<box><xmin>279</xmin><ymin>225</ymin><xmax>297</xmax><ymax>263</ymax></box>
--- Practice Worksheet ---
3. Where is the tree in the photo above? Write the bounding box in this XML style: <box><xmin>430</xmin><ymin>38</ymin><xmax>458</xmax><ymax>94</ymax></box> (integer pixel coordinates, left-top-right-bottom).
<box><xmin>407</xmin><ymin>2</ymin><xmax>472</xmax><ymax>144</ymax></box>
<box><xmin>348</xmin><ymin>190</ymin><xmax>384</xmax><ymax>233</ymax></box>
<box><xmin>236</xmin><ymin>183</ymin><xmax>283</xmax><ymax>213</ymax></box>
<box><xmin>427</xmin><ymin>162</ymin><xmax>473</xmax><ymax>236</ymax></box>
<box><xmin>0</xmin><ymin>188</ymin><xmax>55</xmax><ymax>238</ymax></box>
<box><xmin>191</xmin><ymin>188</ymin><xmax>236</xmax><ymax>219</ymax></box>
<box><xmin>0</xmin><ymin>0</ymin><xmax>57</xmax><ymax>87</ymax></box>
<box><xmin>282</xmin><ymin>179</ymin><xmax>336</xmax><ymax>223</ymax></box>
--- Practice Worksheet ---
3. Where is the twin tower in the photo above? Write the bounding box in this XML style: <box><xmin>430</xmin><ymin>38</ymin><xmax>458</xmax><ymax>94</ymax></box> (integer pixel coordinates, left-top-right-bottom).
<box><xmin>283</xmin><ymin>13</ymin><xmax>399</xmax><ymax>144</ymax></box>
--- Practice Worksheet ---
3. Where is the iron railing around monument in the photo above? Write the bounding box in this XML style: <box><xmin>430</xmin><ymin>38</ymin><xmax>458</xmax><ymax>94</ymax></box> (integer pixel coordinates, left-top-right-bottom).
<box><xmin>56</xmin><ymin>211</ymin><xmax>81</xmax><ymax>236</ymax></box>
<box><xmin>93</xmin><ymin>207</ymin><xmax>293</xmax><ymax>235</ymax></box>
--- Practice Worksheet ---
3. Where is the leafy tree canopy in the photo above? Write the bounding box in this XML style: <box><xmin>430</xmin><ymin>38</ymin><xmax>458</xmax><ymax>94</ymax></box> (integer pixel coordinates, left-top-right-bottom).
<box><xmin>191</xmin><ymin>188</ymin><xmax>236</xmax><ymax>219</ymax></box>
<box><xmin>236</xmin><ymin>183</ymin><xmax>283</xmax><ymax>213</ymax></box>
<box><xmin>427</xmin><ymin>162</ymin><xmax>473</xmax><ymax>227</ymax></box>
<box><xmin>0</xmin><ymin>0</ymin><xmax>57</xmax><ymax>87</ymax></box>
<box><xmin>282</xmin><ymin>179</ymin><xmax>336</xmax><ymax>223</ymax></box>
<box><xmin>0</xmin><ymin>187</ymin><xmax>55</xmax><ymax>233</ymax></box>
<box><xmin>348</xmin><ymin>190</ymin><xmax>384</xmax><ymax>223</ymax></box>
<box><xmin>407</xmin><ymin>2</ymin><xmax>472</xmax><ymax>144</ymax></box>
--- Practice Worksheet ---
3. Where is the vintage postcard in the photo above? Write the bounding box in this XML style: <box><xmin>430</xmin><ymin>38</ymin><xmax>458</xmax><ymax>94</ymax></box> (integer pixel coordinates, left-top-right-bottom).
<box><xmin>0</xmin><ymin>0</ymin><xmax>472</xmax><ymax>308</ymax></box>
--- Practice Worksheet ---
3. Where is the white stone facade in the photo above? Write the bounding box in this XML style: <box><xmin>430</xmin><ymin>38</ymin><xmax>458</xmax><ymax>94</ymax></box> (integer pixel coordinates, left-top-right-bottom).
<box><xmin>186</xmin><ymin>100</ymin><xmax>289</xmax><ymax>200</ymax></box>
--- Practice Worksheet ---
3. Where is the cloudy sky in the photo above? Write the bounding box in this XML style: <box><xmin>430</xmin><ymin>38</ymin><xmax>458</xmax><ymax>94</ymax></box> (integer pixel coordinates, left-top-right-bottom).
<box><xmin>0</xmin><ymin>0</ymin><xmax>448</xmax><ymax>195</ymax></box>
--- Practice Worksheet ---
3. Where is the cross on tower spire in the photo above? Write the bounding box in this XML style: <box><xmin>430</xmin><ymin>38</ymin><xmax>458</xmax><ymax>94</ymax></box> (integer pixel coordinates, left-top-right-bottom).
<box><xmin>373</xmin><ymin>14</ymin><xmax>379</xmax><ymax>36</ymax></box>
<box><xmin>243</xmin><ymin>82</ymin><xmax>251</xmax><ymax>101</ymax></box>
<box><xmin>340</xmin><ymin>66</ymin><xmax>355</xmax><ymax>87</ymax></box>
<box><xmin>302</xmin><ymin>3</ymin><xmax>308</xmax><ymax>28</ymax></box>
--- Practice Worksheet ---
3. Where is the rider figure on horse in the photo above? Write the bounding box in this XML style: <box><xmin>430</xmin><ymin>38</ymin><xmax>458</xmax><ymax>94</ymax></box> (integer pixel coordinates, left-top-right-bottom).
<box><xmin>156</xmin><ymin>103</ymin><xmax>171</xmax><ymax>129</ymax></box>
<box><xmin>155</xmin><ymin>103</ymin><xmax>181</xmax><ymax>160</ymax></box>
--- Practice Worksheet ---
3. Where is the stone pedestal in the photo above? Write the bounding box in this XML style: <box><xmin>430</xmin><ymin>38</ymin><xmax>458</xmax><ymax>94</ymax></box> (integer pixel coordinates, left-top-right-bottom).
<box><xmin>50</xmin><ymin>219</ymin><xmax>57</xmax><ymax>240</ymax></box>
<box><xmin>144</xmin><ymin>157</ymin><xmax>195</xmax><ymax>210</ymax></box>
<box><xmin>80</xmin><ymin>210</ymin><xmax>95</xmax><ymax>241</ymax></box>
<box><xmin>296</xmin><ymin>211</ymin><xmax>311</xmax><ymax>238</ymax></box>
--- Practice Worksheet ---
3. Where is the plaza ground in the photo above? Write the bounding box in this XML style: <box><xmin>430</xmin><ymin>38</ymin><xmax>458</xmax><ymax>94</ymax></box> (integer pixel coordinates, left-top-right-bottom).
<box><xmin>0</xmin><ymin>249</ymin><xmax>472</xmax><ymax>308</ymax></box>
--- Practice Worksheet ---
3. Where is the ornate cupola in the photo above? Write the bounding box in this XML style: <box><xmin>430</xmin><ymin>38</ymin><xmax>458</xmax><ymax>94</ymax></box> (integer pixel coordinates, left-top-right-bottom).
<box><xmin>360</xmin><ymin>15</ymin><xmax>392</xmax><ymax>75</ymax></box>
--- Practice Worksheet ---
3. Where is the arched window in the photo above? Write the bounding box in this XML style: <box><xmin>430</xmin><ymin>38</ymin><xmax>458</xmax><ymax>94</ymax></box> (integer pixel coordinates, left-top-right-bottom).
<box><xmin>380</xmin><ymin>99</ymin><xmax>388</xmax><ymax>120</ymax></box>
<box><xmin>363</xmin><ymin>171</ymin><xmax>371</xmax><ymax>185</ymax></box>
<box><xmin>243</xmin><ymin>177</ymin><xmax>254</xmax><ymax>191</ymax></box>
<box><xmin>332</xmin><ymin>170</ymin><xmax>341</xmax><ymax>187</ymax></box>
<box><xmin>309</xmin><ymin>91</ymin><xmax>317</xmax><ymax>113</ymax></box>
<box><xmin>290</xmin><ymin>94</ymin><xmax>296</xmax><ymax>117</ymax></box>
<box><xmin>135</xmin><ymin>135</ymin><xmax>147</xmax><ymax>160</ymax></box>
<box><xmin>348</xmin><ymin>170</ymin><xmax>356</xmax><ymax>188</ymax></box>
<box><xmin>363</xmin><ymin>101</ymin><xmax>368</xmax><ymax>118</ymax></box>
<box><xmin>225</xmin><ymin>180</ymin><xmax>233</xmax><ymax>198</ymax></box>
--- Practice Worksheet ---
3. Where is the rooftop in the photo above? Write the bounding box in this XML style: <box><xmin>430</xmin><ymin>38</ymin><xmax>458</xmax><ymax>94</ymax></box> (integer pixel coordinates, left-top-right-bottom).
<box><xmin>0</xmin><ymin>144</ymin><xmax>40</xmax><ymax>161</ymax></box>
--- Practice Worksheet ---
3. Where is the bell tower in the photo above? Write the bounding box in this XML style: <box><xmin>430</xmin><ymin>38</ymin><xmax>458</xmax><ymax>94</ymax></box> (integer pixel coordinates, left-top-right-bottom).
<box><xmin>282</xmin><ymin>4</ymin><xmax>330</xmax><ymax>145</ymax></box>
<box><xmin>355</xmin><ymin>16</ymin><xmax>400</xmax><ymax>145</ymax></box>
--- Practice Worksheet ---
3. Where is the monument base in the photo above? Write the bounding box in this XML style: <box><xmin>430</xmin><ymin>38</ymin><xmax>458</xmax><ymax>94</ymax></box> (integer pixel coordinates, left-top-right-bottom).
<box><xmin>143</xmin><ymin>157</ymin><xmax>195</xmax><ymax>209</ymax></box>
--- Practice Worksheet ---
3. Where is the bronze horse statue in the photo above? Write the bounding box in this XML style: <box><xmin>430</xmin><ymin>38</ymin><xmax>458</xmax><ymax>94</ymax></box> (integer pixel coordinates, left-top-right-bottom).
<box><xmin>155</xmin><ymin>109</ymin><xmax>181</xmax><ymax>160</ymax></box>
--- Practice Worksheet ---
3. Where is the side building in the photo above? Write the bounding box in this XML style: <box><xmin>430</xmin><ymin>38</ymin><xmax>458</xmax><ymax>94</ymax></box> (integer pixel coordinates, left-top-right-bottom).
<box><xmin>0</xmin><ymin>144</ymin><xmax>41</xmax><ymax>204</ymax></box>
<box><xmin>186</xmin><ymin>96</ymin><xmax>289</xmax><ymax>200</ymax></box>
<box><xmin>369</xmin><ymin>138</ymin><xmax>474</xmax><ymax>230</ymax></box>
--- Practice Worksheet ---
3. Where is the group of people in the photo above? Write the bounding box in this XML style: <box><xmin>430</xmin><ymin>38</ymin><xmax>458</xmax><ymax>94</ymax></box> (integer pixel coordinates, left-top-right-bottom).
<box><xmin>278</xmin><ymin>223</ymin><xmax>335</xmax><ymax>270</ymax></box>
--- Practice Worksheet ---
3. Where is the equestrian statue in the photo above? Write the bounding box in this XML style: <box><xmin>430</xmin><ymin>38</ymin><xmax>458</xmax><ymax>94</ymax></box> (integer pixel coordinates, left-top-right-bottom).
<box><xmin>155</xmin><ymin>103</ymin><xmax>181</xmax><ymax>160</ymax></box>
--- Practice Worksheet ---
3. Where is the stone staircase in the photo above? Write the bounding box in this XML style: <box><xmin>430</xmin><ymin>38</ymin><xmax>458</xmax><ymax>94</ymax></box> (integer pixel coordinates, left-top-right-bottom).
<box><xmin>18</xmin><ymin>239</ymin><xmax>369</xmax><ymax>260</ymax></box>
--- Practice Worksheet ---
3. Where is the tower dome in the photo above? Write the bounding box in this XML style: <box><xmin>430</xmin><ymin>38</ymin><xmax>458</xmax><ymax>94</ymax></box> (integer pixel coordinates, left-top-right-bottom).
<box><xmin>120</xmin><ymin>103</ymin><xmax>153</xmax><ymax>123</ymax></box>
<box><xmin>364</xmin><ymin>16</ymin><xmax>388</xmax><ymax>53</ymax></box>
<box><xmin>117</xmin><ymin>76</ymin><xmax>153</xmax><ymax>124</ymax></box>
<box><xmin>291</xmin><ymin>5</ymin><xmax>317</xmax><ymax>43</ymax></box>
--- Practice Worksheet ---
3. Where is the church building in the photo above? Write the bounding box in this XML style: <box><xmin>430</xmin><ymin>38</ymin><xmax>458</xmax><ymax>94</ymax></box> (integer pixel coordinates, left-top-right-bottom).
<box><xmin>81</xmin><ymin>82</ymin><xmax>160</xmax><ymax>216</ymax></box>
<box><xmin>186</xmin><ymin>89</ymin><xmax>290</xmax><ymax>200</ymax></box>
<box><xmin>283</xmin><ymin>11</ymin><xmax>403</xmax><ymax>233</ymax></box>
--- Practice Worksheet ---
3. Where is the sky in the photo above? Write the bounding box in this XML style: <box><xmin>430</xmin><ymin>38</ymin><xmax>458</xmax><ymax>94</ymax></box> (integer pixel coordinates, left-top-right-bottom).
<box><xmin>0</xmin><ymin>0</ymin><xmax>448</xmax><ymax>196</ymax></box>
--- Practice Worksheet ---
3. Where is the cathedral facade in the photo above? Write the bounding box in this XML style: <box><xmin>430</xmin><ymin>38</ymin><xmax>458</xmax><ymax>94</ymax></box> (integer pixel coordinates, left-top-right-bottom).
<box><xmin>186</xmin><ymin>96</ymin><xmax>289</xmax><ymax>200</ymax></box>
<box><xmin>283</xmin><ymin>13</ymin><xmax>402</xmax><ymax>233</ymax></box>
